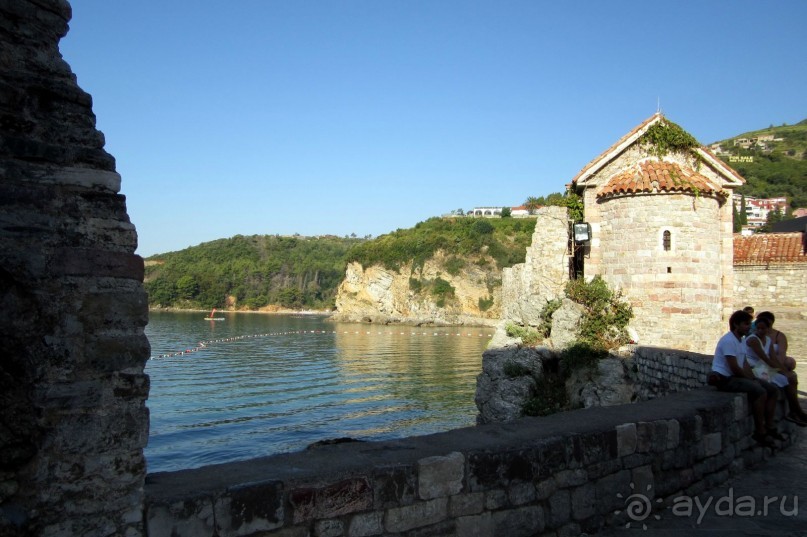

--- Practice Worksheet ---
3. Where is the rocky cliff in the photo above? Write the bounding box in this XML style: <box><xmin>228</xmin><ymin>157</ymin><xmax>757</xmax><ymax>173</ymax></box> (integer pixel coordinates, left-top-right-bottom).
<box><xmin>332</xmin><ymin>250</ymin><xmax>501</xmax><ymax>325</ymax></box>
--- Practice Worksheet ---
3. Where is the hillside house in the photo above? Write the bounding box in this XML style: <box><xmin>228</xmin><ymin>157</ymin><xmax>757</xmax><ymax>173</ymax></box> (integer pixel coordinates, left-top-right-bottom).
<box><xmin>571</xmin><ymin>114</ymin><xmax>745</xmax><ymax>352</ymax></box>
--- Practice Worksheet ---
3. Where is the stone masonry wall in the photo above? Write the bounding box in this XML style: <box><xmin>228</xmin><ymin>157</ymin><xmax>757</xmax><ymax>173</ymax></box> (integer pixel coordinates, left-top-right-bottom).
<box><xmin>631</xmin><ymin>346</ymin><xmax>712</xmax><ymax>401</ymax></box>
<box><xmin>501</xmin><ymin>206</ymin><xmax>569</xmax><ymax>327</ymax></box>
<box><xmin>145</xmin><ymin>389</ymin><xmax>800</xmax><ymax>537</ymax></box>
<box><xmin>733</xmin><ymin>264</ymin><xmax>807</xmax><ymax>309</ymax></box>
<box><xmin>595</xmin><ymin>194</ymin><xmax>724</xmax><ymax>354</ymax></box>
<box><xmin>0</xmin><ymin>2</ymin><xmax>150</xmax><ymax>535</ymax></box>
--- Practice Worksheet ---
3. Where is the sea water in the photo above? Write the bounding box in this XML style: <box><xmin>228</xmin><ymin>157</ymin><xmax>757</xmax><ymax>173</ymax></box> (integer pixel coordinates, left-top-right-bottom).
<box><xmin>144</xmin><ymin>311</ymin><xmax>489</xmax><ymax>472</ymax></box>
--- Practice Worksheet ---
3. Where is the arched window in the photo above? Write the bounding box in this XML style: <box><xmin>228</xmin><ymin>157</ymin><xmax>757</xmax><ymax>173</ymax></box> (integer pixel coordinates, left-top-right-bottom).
<box><xmin>663</xmin><ymin>230</ymin><xmax>671</xmax><ymax>251</ymax></box>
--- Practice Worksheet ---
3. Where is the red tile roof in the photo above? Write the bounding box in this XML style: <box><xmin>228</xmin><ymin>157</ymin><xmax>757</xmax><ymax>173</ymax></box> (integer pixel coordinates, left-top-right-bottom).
<box><xmin>572</xmin><ymin>114</ymin><xmax>661</xmax><ymax>186</ymax></box>
<box><xmin>571</xmin><ymin>114</ymin><xmax>745</xmax><ymax>189</ymax></box>
<box><xmin>734</xmin><ymin>232</ymin><xmax>807</xmax><ymax>264</ymax></box>
<box><xmin>597</xmin><ymin>160</ymin><xmax>726</xmax><ymax>199</ymax></box>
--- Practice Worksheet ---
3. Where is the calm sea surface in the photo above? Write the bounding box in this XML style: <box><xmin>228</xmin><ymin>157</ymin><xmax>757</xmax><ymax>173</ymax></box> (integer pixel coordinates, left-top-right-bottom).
<box><xmin>144</xmin><ymin>311</ymin><xmax>491</xmax><ymax>472</ymax></box>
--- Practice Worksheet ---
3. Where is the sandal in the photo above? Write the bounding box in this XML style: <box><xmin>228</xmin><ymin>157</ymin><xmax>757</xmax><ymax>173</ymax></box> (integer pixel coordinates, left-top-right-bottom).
<box><xmin>752</xmin><ymin>432</ymin><xmax>776</xmax><ymax>448</ymax></box>
<box><xmin>785</xmin><ymin>414</ymin><xmax>807</xmax><ymax>427</ymax></box>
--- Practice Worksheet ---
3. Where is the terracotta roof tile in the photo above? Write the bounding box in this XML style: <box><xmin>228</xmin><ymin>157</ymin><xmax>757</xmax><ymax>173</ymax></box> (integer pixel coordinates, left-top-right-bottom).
<box><xmin>572</xmin><ymin>114</ymin><xmax>660</xmax><ymax>185</ymax></box>
<box><xmin>597</xmin><ymin>161</ymin><xmax>726</xmax><ymax>199</ymax></box>
<box><xmin>734</xmin><ymin>232</ymin><xmax>807</xmax><ymax>264</ymax></box>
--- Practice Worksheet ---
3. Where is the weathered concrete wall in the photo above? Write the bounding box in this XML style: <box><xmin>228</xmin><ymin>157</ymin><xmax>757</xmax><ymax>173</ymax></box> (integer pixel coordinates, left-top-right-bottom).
<box><xmin>144</xmin><ymin>389</ymin><xmax>799</xmax><ymax>537</ymax></box>
<box><xmin>0</xmin><ymin>1</ymin><xmax>150</xmax><ymax>535</ymax></box>
<box><xmin>733</xmin><ymin>264</ymin><xmax>807</xmax><ymax>309</ymax></box>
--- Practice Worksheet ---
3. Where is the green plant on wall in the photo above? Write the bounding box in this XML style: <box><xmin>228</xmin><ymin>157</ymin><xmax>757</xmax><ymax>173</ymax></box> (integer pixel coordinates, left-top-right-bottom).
<box><xmin>640</xmin><ymin>119</ymin><xmax>700</xmax><ymax>160</ymax></box>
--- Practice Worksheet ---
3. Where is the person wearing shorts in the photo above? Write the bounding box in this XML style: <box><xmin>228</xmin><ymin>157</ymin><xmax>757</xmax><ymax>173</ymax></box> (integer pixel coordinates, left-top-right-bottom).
<box><xmin>711</xmin><ymin>310</ymin><xmax>779</xmax><ymax>447</ymax></box>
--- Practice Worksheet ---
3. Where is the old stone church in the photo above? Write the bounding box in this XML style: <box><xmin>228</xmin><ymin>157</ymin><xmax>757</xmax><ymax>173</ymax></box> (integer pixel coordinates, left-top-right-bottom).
<box><xmin>570</xmin><ymin>113</ymin><xmax>745</xmax><ymax>352</ymax></box>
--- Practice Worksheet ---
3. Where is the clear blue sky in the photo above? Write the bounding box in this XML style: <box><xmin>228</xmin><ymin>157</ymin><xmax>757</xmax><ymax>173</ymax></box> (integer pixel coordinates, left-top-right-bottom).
<box><xmin>60</xmin><ymin>1</ymin><xmax>806</xmax><ymax>257</ymax></box>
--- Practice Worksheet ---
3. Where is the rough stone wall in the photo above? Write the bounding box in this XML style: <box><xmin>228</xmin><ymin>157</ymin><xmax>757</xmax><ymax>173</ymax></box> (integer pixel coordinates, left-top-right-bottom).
<box><xmin>595</xmin><ymin>194</ymin><xmax>724</xmax><ymax>353</ymax></box>
<box><xmin>733</xmin><ymin>264</ymin><xmax>807</xmax><ymax>309</ymax></box>
<box><xmin>475</xmin><ymin>344</ymin><xmax>711</xmax><ymax>425</ymax></box>
<box><xmin>0</xmin><ymin>1</ymin><xmax>150</xmax><ymax>535</ymax></box>
<box><xmin>500</xmin><ymin>206</ymin><xmax>569</xmax><ymax>326</ymax></box>
<box><xmin>631</xmin><ymin>346</ymin><xmax>712</xmax><ymax>400</ymax></box>
<box><xmin>144</xmin><ymin>389</ymin><xmax>799</xmax><ymax>537</ymax></box>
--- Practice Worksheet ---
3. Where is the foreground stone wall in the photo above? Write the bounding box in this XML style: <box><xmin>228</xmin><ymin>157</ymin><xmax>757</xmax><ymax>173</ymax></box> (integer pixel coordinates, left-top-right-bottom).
<box><xmin>145</xmin><ymin>390</ymin><xmax>799</xmax><ymax>537</ymax></box>
<box><xmin>0</xmin><ymin>1</ymin><xmax>150</xmax><ymax>535</ymax></box>
<box><xmin>733</xmin><ymin>264</ymin><xmax>807</xmax><ymax>309</ymax></box>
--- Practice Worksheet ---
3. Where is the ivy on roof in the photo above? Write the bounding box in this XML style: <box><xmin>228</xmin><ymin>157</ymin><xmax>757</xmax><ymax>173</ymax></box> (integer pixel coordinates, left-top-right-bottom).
<box><xmin>640</xmin><ymin>118</ymin><xmax>700</xmax><ymax>159</ymax></box>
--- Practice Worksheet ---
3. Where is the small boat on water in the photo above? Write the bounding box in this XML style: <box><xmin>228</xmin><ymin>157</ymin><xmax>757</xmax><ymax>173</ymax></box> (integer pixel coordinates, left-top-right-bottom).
<box><xmin>204</xmin><ymin>308</ymin><xmax>225</xmax><ymax>321</ymax></box>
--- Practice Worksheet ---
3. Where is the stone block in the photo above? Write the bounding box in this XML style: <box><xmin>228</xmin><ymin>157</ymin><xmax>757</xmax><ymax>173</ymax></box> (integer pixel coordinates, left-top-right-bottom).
<box><xmin>703</xmin><ymin>432</ymin><xmax>722</xmax><ymax>457</ymax></box>
<box><xmin>417</xmin><ymin>451</ymin><xmax>464</xmax><ymax>499</ymax></box>
<box><xmin>631</xmin><ymin>465</ymin><xmax>655</xmax><ymax>501</ymax></box>
<box><xmin>570</xmin><ymin>483</ymin><xmax>595</xmax><ymax>521</ymax></box>
<box><xmin>535</xmin><ymin>478</ymin><xmax>556</xmax><ymax>500</ymax></box>
<box><xmin>507</xmin><ymin>481</ymin><xmax>536</xmax><ymax>506</ymax></box>
<box><xmin>384</xmin><ymin>498</ymin><xmax>448</xmax><ymax>533</ymax></box>
<box><xmin>348</xmin><ymin>512</ymin><xmax>383</xmax><ymax>537</ymax></box>
<box><xmin>586</xmin><ymin>458</ymin><xmax>622</xmax><ymax>480</ymax></box>
<box><xmin>616</xmin><ymin>423</ymin><xmax>637</xmax><ymax>456</ymax></box>
<box><xmin>484</xmin><ymin>489</ymin><xmax>507</xmax><ymax>510</ymax></box>
<box><xmin>214</xmin><ymin>481</ymin><xmax>284</xmax><ymax>536</ymax></box>
<box><xmin>547</xmin><ymin>489</ymin><xmax>571</xmax><ymax>528</ymax></box>
<box><xmin>449</xmin><ymin>492</ymin><xmax>484</xmax><ymax>518</ymax></box>
<box><xmin>455</xmin><ymin>512</ymin><xmax>493</xmax><ymax>537</ymax></box>
<box><xmin>315</xmin><ymin>519</ymin><xmax>344</xmax><ymax>537</ymax></box>
<box><xmin>594</xmin><ymin>469</ymin><xmax>631</xmax><ymax>513</ymax></box>
<box><xmin>146</xmin><ymin>497</ymin><xmax>215</xmax><ymax>537</ymax></box>
<box><xmin>491</xmin><ymin>505</ymin><xmax>544</xmax><ymax>537</ymax></box>
<box><xmin>666</xmin><ymin>419</ymin><xmax>680</xmax><ymax>449</ymax></box>
<box><xmin>290</xmin><ymin>479</ymin><xmax>372</xmax><ymax>524</ymax></box>
<box><xmin>372</xmin><ymin>465</ymin><xmax>415</xmax><ymax>507</ymax></box>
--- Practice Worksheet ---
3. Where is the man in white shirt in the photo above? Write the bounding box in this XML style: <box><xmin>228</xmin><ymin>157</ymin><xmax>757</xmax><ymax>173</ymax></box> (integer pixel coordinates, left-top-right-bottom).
<box><xmin>711</xmin><ymin>310</ymin><xmax>779</xmax><ymax>447</ymax></box>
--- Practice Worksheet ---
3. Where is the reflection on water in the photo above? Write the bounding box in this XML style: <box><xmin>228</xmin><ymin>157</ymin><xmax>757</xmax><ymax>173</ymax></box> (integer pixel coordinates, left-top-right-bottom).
<box><xmin>144</xmin><ymin>311</ymin><xmax>489</xmax><ymax>472</ymax></box>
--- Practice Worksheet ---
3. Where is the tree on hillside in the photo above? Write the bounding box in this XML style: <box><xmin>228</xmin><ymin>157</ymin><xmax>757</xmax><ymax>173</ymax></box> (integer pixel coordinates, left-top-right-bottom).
<box><xmin>524</xmin><ymin>196</ymin><xmax>541</xmax><ymax>215</ymax></box>
<box><xmin>500</xmin><ymin>207</ymin><xmax>512</xmax><ymax>218</ymax></box>
<box><xmin>739</xmin><ymin>195</ymin><xmax>748</xmax><ymax>226</ymax></box>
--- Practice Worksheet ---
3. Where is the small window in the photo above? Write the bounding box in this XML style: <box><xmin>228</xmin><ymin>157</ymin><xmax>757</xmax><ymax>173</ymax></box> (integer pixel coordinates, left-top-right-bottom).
<box><xmin>663</xmin><ymin>230</ymin><xmax>671</xmax><ymax>251</ymax></box>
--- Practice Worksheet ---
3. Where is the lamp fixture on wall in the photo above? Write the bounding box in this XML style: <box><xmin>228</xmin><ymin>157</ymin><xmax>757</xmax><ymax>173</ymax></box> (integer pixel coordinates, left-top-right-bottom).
<box><xmin>573</xmin><ymin>222</ymin><xmax>592</xmax><ymax>243</ymax></box>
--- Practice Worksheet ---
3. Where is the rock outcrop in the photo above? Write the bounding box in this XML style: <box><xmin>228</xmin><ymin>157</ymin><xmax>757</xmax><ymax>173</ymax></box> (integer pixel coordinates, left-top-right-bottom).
<box><xmin>332</xmin><ymin>250</ymin><xmax>501</xmax><ymax>325</ymax></box>
<box><xmin>501</xmin><ymin>206</ymin><xmax>570</xmax><ymax>327</ymax></box>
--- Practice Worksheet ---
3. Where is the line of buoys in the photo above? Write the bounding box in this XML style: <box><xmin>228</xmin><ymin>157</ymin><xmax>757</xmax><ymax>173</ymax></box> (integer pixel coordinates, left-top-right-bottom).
<box><xmin>149</xmin><ymin>329</ymin><xmax>493</xmax><ymax>360</ymax></box>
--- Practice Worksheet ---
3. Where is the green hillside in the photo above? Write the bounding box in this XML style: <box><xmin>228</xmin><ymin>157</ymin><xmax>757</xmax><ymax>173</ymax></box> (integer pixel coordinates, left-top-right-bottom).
<box><xmin>145</xmin><ymin>234</ymin><xmax>362</xmax><ymax>310</ymax></box>
<box><xmin>711</xmin><ymin>119</ymin><xmax>807</xmax><ymax>208</ymax></box>
<box><xmin>144</xmin><ymin>217</ymin><xmax>535</xmax><ymax>311</ymax></box>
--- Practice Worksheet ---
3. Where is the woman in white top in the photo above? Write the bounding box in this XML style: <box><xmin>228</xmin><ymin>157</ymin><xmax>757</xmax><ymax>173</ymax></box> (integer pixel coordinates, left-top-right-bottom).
<box><xmin>746</xmin><ymin>316</ymin><xmax>807</xmax><ymax>426</ymax></box>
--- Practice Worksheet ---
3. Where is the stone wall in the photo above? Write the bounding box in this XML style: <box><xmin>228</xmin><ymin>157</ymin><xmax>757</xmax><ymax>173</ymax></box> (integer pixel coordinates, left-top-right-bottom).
<box><xmin>733</xmin><ymin>264</ymin><xmax>807</xmax><ymax>309</ymax></box>
<box><xmin>0</xmin><ymin>1</ymin><xmax>150</xmax><ymax>535</ymax></box>
<box><xmin>592</xmin><ymin>193</ymin><xmax>725</xmax><ymax>354</ymax></box>
<box><xmin>631</xmin><ymin>346</ymin><xmax>712</xmax><ymax>400</ymax></box>
<box><xmin>500</xmin><ymin>206</ymin><xmax>569</xmax><ymax>327</ymax></box>
<box><xmin>144</xmin><ymin>389</ymin><xmax>800</xmax><ymax>537</ymax></box>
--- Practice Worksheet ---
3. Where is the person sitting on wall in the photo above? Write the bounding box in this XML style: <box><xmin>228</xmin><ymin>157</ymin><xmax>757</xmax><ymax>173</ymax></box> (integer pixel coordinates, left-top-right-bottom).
<box><xmin>709</xmin><ymin>309</ymin><xmax>778</xmax><ymax>447</ymax></box>
<box><xmin>743</xmin><ymin>315</ymin><xmax>806</xmax><ymax>430</ymax></box>
<box><xmin>755</xmin><ymin>311</ymin><xmax>807</xmax><ymax>425</ymax></box>
<box><xmin>743</xmin><ymin>305</ymin><xmax>756</xmax><ymax>333</ymax></box>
